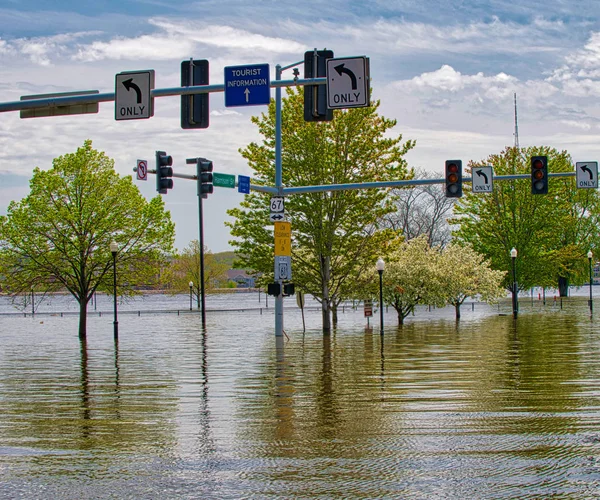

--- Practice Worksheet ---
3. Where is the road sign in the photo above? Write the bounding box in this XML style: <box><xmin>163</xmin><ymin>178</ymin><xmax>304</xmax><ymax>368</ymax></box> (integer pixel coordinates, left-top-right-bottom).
<box><xmin>274</xmin><ymin>221</ymin><xmax>291</xmax><ymax>256</ymax></box>
<box><xmin>115</xmin><ymin>70</ymin><xmax>155</xmax><ymax>120</ymax></box>
<box><xmin>224</xmin><ymin>64</ymin><xmax>270</xmax><ymax>107</ymax></box>
<box><xmin>472</xmin><ymin>166</ymin><xmax>493</xmax><ymax>193</ymax></box>
<box><xmin>576</xmin><ymin>162</ymin><xmax>598</xmax><ymax>189</ymax></box>
<box><xmin>270</xmin><ymin>196</ymin><xmax>284</xmax><ymax>212</ymax></box>
<box><xmin>20</xmin><ymin>90</ymin><xmax>99</xmax><ymax>119</ymax></box>
<box><xmin>275</xmin><ymin>256</ymin><xmax>292</xmax><ymax>281</ymax></box>
<box><xmin>213</xmin><ymin>172</ymin><xmax>236</xmax><ymax>188</ymax></box>
<box><xmin>364</xmin><ymin>299</ymin><xmax>373</xmax><ymax>317</ymax></box>
<box><xmin>238</xmin><ymin>175</ymin><xmax>251</xmax><ymax>194</ymax></box>
<box><xmin>136</xmin><ymin>159</ymin><xmax>148</xmax><ymax>181</ymax></box>
<box><xmin>326</xmin><ymin>56</ymin><xmax>370</xmax><ymax>109</ymax></box>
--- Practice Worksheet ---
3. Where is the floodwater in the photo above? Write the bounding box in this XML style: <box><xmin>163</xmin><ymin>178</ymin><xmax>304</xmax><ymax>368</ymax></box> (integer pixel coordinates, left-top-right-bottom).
<box><xmin>2</xmin><ymin>293</ymin><xmax>600</xmax><ymax>498</ymax></box>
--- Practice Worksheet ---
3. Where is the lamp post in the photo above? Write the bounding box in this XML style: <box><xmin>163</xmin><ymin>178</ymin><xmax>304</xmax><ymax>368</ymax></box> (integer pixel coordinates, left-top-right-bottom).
<box><xmin>511</xmin><ymin>247</ymin><xmax>518</xmax><ymax>319</ymax></box>
<box><xmin>588</xmin><ymin>250</ymin><xmax>593</xmax><ymax>314</ymax></box>
<box><xmin>110</xmin><ymin>241</ymin><xmax>119</xmax><ymax>340</ymax></box>
<box><xmin>189</xmin><ymin>281</ymin><xmax>193</xmax><ymax>311</ymax></box>
<box><xmin>376</xmin><ymin>258</ymin><xmax>385</xmax><ymax>335</ymax></box>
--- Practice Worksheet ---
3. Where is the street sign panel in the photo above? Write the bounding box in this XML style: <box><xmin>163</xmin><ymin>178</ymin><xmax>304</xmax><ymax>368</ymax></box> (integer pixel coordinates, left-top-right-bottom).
<box><xmin>472</xmin><ymin>166</ymin><xmax>493</xmax><ymax>193</ymax></box>
<box><xmin>115</xmin><ymin>70</ymin><xmax>155</xmax><ymax>120</ymax></box>
<box><xmin>364</xmin><ymin>299</ymin><xmax>373</xmax><ymax>317</ymax></box>
<box><xmin>275</xmin><ymin>256</ymin><xmax>292</xmax><ymax>281</ymax></box>
<box><xmin>270</xmin><ymin>196</ymin><xmax>285</xmax><ymax>222</ymax></box>
<box><xmin>20</xmin><ymin>90</ymin><xmax>99</xmax><ymax>118</ymax></box>
<box><xmin>136</xmin><ymin>159</ymin><xmax>148</xmax><ymax>181</ymax></box>
<box><xmin>576</xmin><ymin>162</ymin><xmax>598</xmax><ymax>189</ymax></box>
<box><xmin>238</xmin><ymin>175</ymin><xmax>251</xmax><ymax>194</ymax></box>
<box><xmin>224</xmin><ymin>64</ymin><xmax>270</xmax><ymax>107</ymax></box>
<box><xmin>326</xmin><ymin>56</ymin><xmax>370</xmax><ymax>109</ymax></box>
<box><xmin>274</xmin><ymin>221</ymin><xmax>291</xmax><ymax>256</ymax></box>
<box><xmin>213</xmin><ymin>172</ymin><xmax>236</xmax><ymax>188</ymax></box>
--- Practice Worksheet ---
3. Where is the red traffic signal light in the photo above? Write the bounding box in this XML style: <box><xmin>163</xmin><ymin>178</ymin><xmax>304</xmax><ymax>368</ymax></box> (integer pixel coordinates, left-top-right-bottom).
<box><xmin>445</xmin><ymin>160</ymin><xmax>463</xmax><ymax>198</ymax></box>
<box><xmin>531</xmin><ymin>156</ymin><xmax>548</xmax><ymax>195</ymax></box>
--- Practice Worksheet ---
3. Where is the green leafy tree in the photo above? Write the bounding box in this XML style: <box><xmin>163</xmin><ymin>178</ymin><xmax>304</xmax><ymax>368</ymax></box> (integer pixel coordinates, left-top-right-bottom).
<box><xmin>166</xmin><ymin>240</ymin><xmax>229</xmax><ymax>306</ymax></box>
<box><xmin>438</xmin><ymin>243</ymin><xmax>506</xmax><ymax>319</ymax></box>
<box><xmin>452</xmin><ymin>146</ymin><xmax>600</xmax><ymax>295</ymax></box>
<box><xmin>0</xmin><ymin>140</ymin><xmax>174</xmax><ymax>338</ymax></box>
<box><xmin>227</xmin><ymin>88</ymin><xmax>414</xmax><ymax>332</ymax></box>
<box><xmin>382</xmin><ymin>236</ymin><xmax>444</xmax><ymax>325</ymax></box>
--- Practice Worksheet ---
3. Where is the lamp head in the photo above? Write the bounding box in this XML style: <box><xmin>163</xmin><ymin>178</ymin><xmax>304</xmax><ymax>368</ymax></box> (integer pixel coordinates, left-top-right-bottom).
<box><xmin>110</xmin><ymin>241</ymin><xmax>118</xmax><ymax>254</ymax></box>
<box><xmin>588</xmin><ymin>250</ymin><xmax>593</xmax><ymax>260</ymax></box>
<box><xmin>376</xmin><ymin>257</ymin><xmax>385</xmax><ymax>272</ymax></box>
<box><xmin>510</xmin><ymin>248</ymin><xmax>517</xmax><ymax>258</ymax></box>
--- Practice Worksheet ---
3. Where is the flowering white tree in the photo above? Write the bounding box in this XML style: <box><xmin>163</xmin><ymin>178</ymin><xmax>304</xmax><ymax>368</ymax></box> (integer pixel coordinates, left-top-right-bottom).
<box><xmin>383</xmin><ymin>236</ymin><xmax>445</xmax><ymax>324</ymax></box>
<box><xmin>438</xmin><ymin>243</ymin><xmax>507</xmax><ymax>319</ymax></box>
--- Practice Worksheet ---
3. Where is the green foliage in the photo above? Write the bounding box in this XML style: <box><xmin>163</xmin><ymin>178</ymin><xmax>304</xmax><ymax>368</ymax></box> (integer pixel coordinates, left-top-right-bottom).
<box><xmin>452</xmin><ymin>146</ymin><xmax>600</xmax><ymax>291</ymax></box>
<box><xmin>227</xmin><ymin>87</ymin><xmax>414</xmax><ymax>330</ymax></box>
<box><xmin>0</xmin><ymin>140</ymin><xmax>174</xmax><ymax>337</ymax></box>
<box><xmin>166</xmin><ymin>240</ymin><xmax>229</xmax><ymax>303</ymax></box>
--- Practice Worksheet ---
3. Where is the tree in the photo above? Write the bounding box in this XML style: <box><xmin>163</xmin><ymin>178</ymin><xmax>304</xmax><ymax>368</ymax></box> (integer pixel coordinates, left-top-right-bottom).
<box><xmin>0</xmin><ymin>140</ymin><xmax>175</xmax><ymax>338</ymax></box>
<box><xmin>452</xmin><ymin>146</ymin><xmax>600</xmax><ymax>295</ymax></box>
<box><xmin>227</xmin><ymin>88</ymin><xmax>414</xmax><ymax>332</ymax></box>
<box><xmin>438</xmin><ymin>243</ymin><xmax>506</xmax><ymax>319</ymax></box>
<box><xmin>384</xmin><ymin>168</ymin><xmax>455</xmax><ymax>247</ymax></box>
<box><xmin>167</xmin><ymin>240</ymin><xmax>229</xmax><ymax>306</ymax></box>
<box><xmin>382</xmin><ymin>236</ymin><xmax>445</xmax><ymax>325</ymax></box>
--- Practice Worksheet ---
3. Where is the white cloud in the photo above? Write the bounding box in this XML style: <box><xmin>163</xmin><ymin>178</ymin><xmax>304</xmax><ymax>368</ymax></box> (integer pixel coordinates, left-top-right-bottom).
<box><xmin>72</xmin><ymin>19</ymin><xmax>306</xmax><ymax>63</ymax></box>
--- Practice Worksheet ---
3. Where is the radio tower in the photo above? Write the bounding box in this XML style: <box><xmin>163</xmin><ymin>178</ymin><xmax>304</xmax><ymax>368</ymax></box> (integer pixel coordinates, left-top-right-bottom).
<box><xmin>513</xmin><ymin>92</ymin><xmax>520</xmax><ymax>150</ymax></box>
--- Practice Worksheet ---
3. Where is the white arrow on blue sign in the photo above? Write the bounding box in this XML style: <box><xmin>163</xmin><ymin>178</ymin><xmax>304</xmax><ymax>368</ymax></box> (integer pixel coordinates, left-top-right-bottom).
<box><xmin>224</xmin><ymin>64</ymin><xmax>270</xmax><ymax>107</ymax></box>
<box><xmin>238</xmin><ymin>175</ymin><xmax>251</xmax><ymax>194</ymax></box>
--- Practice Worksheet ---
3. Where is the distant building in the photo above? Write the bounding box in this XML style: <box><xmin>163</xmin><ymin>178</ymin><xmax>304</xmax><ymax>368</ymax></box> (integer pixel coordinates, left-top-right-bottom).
<box><xmin>226</xmin><ymin>269</ymin><xmax>255</xmax><ymax>288</ymax></box>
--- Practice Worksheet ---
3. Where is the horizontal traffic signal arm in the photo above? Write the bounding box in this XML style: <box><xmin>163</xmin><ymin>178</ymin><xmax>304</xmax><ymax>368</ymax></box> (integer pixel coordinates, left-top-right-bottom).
<box><xmin>0</xmin><ymin>78</ymin><xmax>328</xmax><ymax>113</ymax></box>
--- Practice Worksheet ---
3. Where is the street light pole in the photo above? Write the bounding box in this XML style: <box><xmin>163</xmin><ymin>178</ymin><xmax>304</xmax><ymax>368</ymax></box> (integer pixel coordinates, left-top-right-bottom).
<box><xmin>189</xmin><ymin>281</ymin><xmax>193</xmax><ymax>311</ymax></box>
<box><xmin>511</xmin><ymin>247</ymin><xmax>518</xmax><ymax>319</ymax></box>
<box><xmin>110</xmin><ymin>241</ymin><xmax>119</xmax><ymax>340</ymax></box>
<box><xmin>588</xmin><ymin>250</ymin><xmax>593</xmax><ymax>314</ymax></box>
<box><xmin>376</xmin><ymin>257</ymin><xmax>385</xmax><ymax>335</ymax></box>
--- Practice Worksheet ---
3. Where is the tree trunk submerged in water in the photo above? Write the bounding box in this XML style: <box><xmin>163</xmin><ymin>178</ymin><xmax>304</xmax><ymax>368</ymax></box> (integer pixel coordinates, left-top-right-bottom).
<box><xmin>78</xmin><ymin>299</ymin><xmax>87</xmax><ymax>340</ymax></box>
<box><xmin>321</xmin><ymin>255</ymin><xmax>331</xmax><ymax>333</ymax></box>
<box><xmin>558</xmin><ymin>277</ymin><xmax>569</xmax><ymax>297</ymax></box>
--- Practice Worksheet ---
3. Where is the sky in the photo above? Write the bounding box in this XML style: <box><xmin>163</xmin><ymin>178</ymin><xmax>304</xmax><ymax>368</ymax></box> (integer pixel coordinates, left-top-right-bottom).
<box><xmin>1</xmin><ymin>1</ymin><xmax>600</xmax><ymax>253</ymax></box>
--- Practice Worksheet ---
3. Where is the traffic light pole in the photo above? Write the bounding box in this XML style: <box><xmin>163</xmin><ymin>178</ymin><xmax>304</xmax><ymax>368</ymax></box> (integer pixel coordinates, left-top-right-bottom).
<box><xmin>273</xmin><ymin>59</ymin><xmax>304</xmax><ymax>339</ymax></box>
<box><xmin>198</xmin><ymin>190</ymin><xmax>207</xmax><ymax>327</ymax></box>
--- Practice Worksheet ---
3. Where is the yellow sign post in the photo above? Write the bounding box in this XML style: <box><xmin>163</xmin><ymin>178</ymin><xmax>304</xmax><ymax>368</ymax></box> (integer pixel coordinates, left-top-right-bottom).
<box><xmin>274</xmin><ymin>221</ymin><xmax>291</xmax><ymax>256</ymax></box>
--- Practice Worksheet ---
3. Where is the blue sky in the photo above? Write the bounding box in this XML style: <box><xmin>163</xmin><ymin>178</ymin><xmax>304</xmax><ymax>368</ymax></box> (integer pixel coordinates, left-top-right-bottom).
<box><xmin>1</xmin><ymin>1</ymin><xmax>600</xmax><ymax>252</ymax></box>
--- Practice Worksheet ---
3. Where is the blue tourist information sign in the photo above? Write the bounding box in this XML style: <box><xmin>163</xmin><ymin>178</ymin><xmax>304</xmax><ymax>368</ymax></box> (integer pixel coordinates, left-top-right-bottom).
<box><xmin>224</xmin><ymin>64</ymin><xmax>270</xmax><ymax>107</ymax></box>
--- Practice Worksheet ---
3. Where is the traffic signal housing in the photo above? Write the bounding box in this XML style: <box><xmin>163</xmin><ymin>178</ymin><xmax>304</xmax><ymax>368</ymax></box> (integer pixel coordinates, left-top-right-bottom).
<box><xmin>155</xmin><ymin>151</ymin><xmax>173</xmax><ymax>194</ymax></box>
<box><xmin>445</xmin><ymin>160</ymin><xmax>463</xmax><ymax>198</ymax></box>
<box><xmin>304</xmin><ymin>49</ymin><xmax>334</xmax><ymax>122</ymax></box>
<box><xmin>181</xmin><ymin>59</ymin><xmax>209</xmax><ymax>129</ymax></box>
<box><xmin>197</xmin><ymin>158</ymin><xmax>213</xmax><ymax>198</ymax></box>
<box><xmin>531</xmin><ymin>155</ymin><xmax>548</xmax><ymax>195</ymax></box>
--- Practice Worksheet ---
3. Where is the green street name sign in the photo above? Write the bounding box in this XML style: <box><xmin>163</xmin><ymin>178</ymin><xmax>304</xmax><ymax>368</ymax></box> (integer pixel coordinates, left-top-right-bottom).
<box><xmin>213</xmin><ymin>172</ymin><xmax>235</xmax><ymax>188</ymax></box>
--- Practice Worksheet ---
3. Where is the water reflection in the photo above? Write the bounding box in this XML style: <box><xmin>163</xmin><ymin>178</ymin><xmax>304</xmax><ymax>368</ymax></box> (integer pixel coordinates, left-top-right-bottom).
<box><xmin>2</xmin><ymin>308</ymin><xmax>600</xmax><ymax>498</ymax></box>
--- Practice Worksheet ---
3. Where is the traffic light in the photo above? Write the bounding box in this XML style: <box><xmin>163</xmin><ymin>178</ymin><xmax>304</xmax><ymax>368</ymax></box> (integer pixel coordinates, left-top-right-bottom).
<box><xmin>531</xmin><ymin>155</ymin><xmax>548</xmax><ymax>195</ymax></box>
<box><xmin>155</xmin><ymin>151</ymin><xmax>173</xmax><ymax>194</ymax></box>
<box><xmin>197</xmin><ymin>158</ymin><xmax>213</xmax><ymax>198</ymax></box>
<box><xmin>445</xmin><ymin>160</ymin><xmax>463</xmax><ymax>198</ymax></box>
<box><xmin>304</xmin><ymin>49</ymin><xmax>334</xmax><ymax>122</ymax></box>
<box><xmin>181</xmin><ymin>59</ymin><xmax>209</xmax><ymax>129</ymax></box>
<box><xmin>267</xmin><ymin>283</ymin><xmax>281</xmax><ymax>296</ymax></box>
